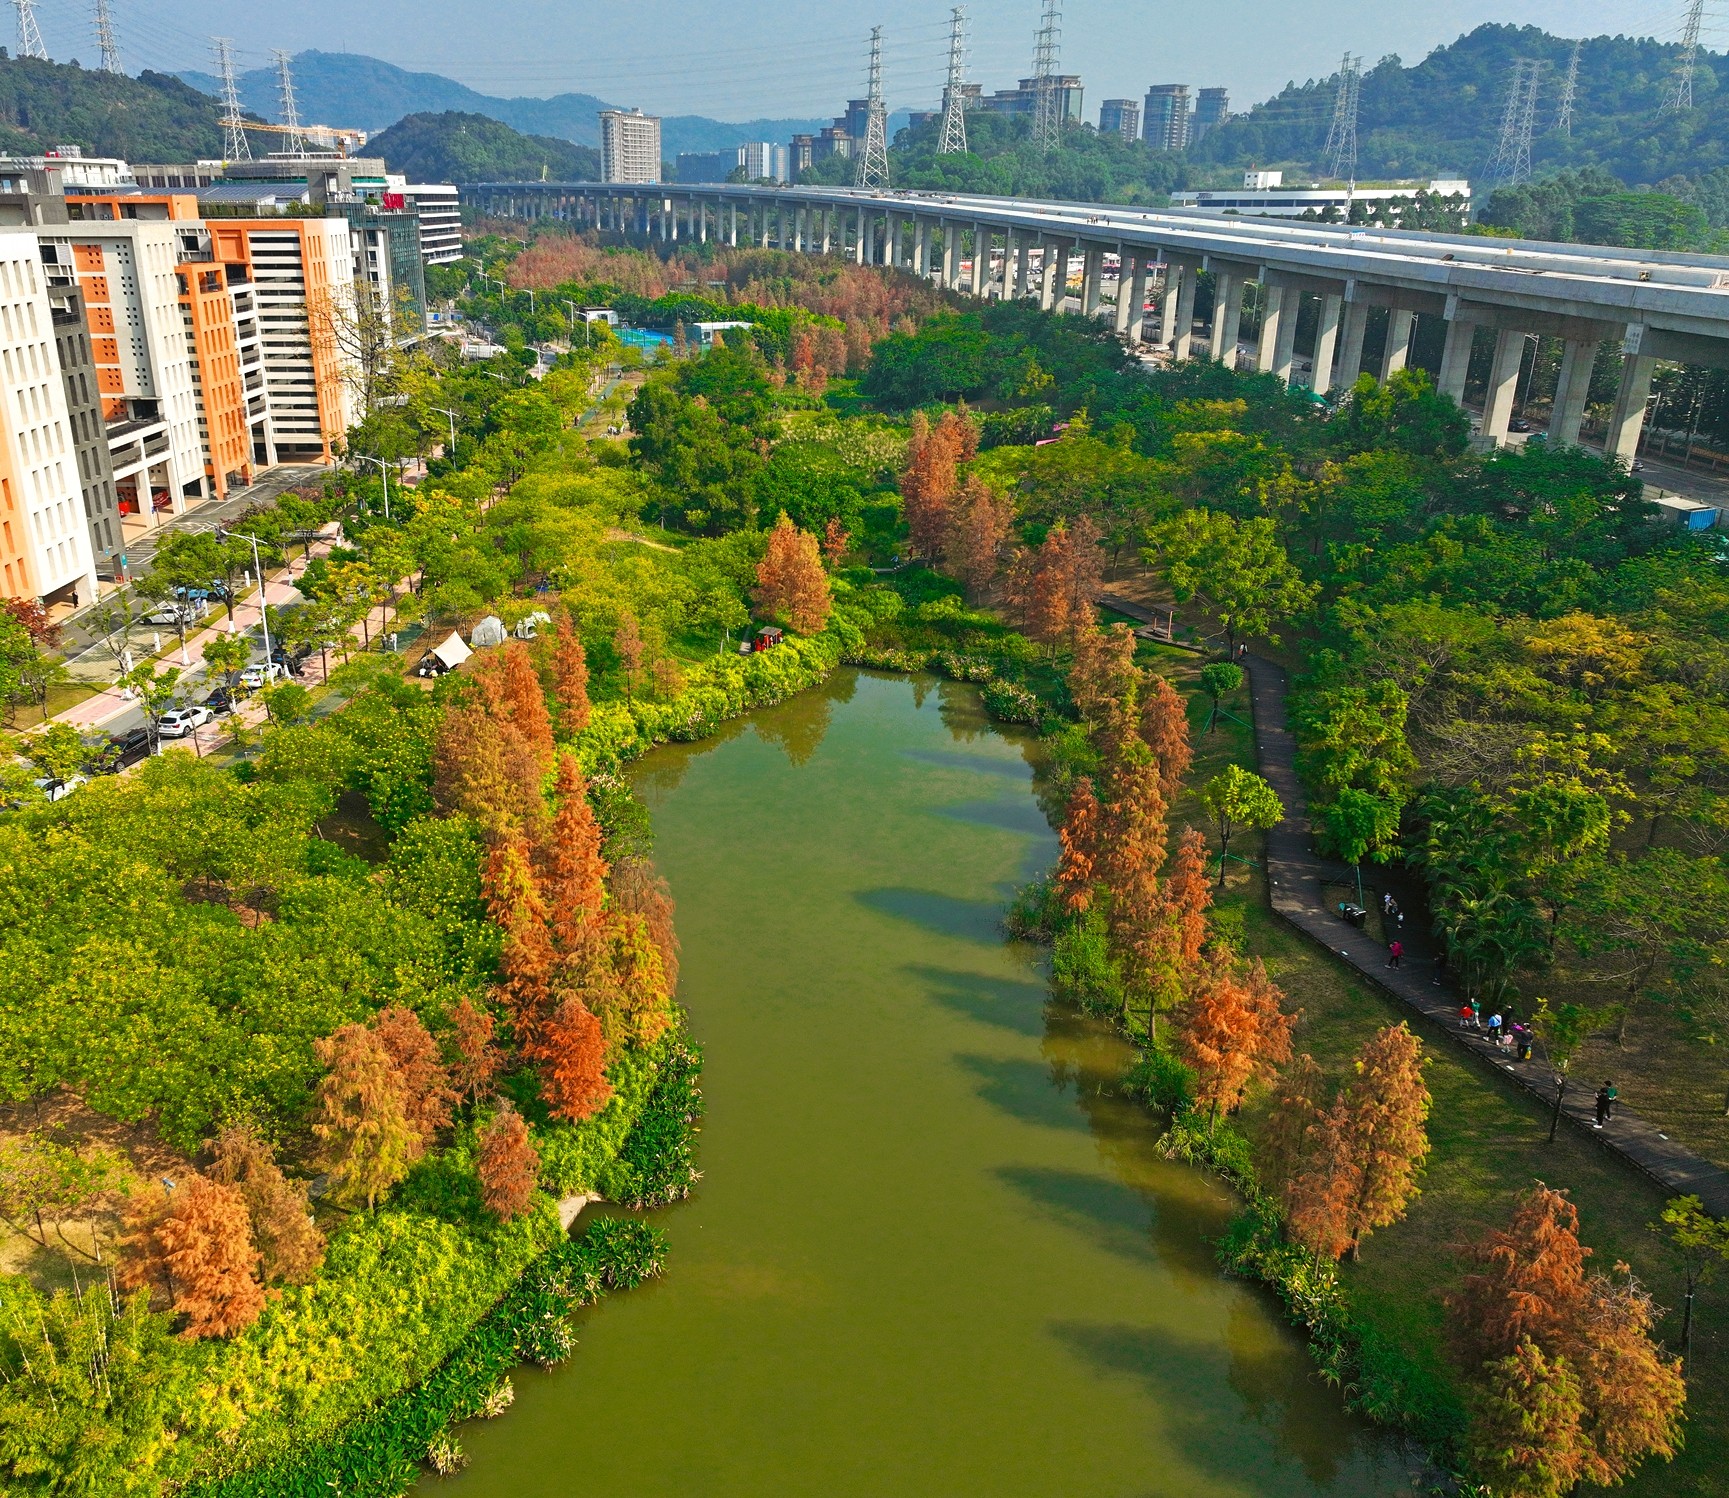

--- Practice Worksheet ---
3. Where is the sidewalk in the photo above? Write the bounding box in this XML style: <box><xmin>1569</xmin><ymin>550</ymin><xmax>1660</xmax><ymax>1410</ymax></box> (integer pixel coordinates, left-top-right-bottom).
<box><xmin>1243</xmin><ymin>653</ymin><xmax>1729</xmax><ymax>1216</ymax></box>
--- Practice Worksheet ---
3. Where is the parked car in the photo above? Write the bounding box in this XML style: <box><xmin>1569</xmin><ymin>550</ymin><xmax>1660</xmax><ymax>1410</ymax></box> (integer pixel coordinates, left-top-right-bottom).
<box><xmin>107</xmin><ymin>726</ymin><xmax>151</xmax><ymax>765</ymax></box>
<box><xmin>158</xmin><ymin>705</ymin><xmax>213</xmax><ymax>739</ymax></box>
<box><xmin>32</xmin><ymin>774</ymin><xmax>86</xmax><ymax>802</ymax></box>
<box><xmin>142</xmin><ymin>603</ymin><xmax>195</xmax><ymax>628</ymax></box>
<box><xmin>1509</xmin><ymin>416</ymin><xmax>1534</xmax><ymax>433</ymax></box>
<box><xmin>240</xmin><ymin>661</ymin><xmax>284</xmax><ymax>689</ymax></box>
<box><xmin>203</xmin><ymin>685</ymin><xmax>235</xmax><ymax>716</ymax></box>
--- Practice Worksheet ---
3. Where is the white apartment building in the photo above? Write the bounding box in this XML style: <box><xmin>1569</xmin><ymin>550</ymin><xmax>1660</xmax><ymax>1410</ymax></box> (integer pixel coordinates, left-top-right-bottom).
<box><xmin>390</xmin><ymin>180</ymin><xmax>463</xmax><ymax>265</ymax></box>
<box><xmin>600</xmin><ymin>110</ymin><xmax>662</xmax><ymax>185</ymax></box>
<box><xmin>39</xmin><ymin>219</ymin><xmax>208</xmax><ymax>527</ymax></box>
<box><xmin>0</xmin><ymin>230</ymin><xmax>97</xmax><ymax>605</ymax></box>
<box><xmin>236</xmin><ymin>218</ymin><xmax>358</xmax><ymax>461</ymax></box>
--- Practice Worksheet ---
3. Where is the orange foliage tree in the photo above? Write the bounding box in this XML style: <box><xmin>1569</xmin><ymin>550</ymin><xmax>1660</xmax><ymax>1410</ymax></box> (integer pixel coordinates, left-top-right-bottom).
<box><xmin>483</xmin><ymin>832</ymin><xmax>558</xmax><ymax>1026</ymax></box>
<box><xmin>1054</xmin><ymin>776</ymin><xmax>1102</xmax><ymax>912</ymax></box>
<box><xmin>1179</xmin><ymin>953</ymin><xmax>1294</xmax><ymax>1121</ymax></box>
<box><xmin>753</xmin><ymin>513</ymin><xmax>832</xmax><ymax>634</ymax></box>
<box><xmin>1333</xmin><ymin>1023</ymin><xmax>1431</xmax><ymax>1260</ymax></box>
<box><xmin>944</xmin><ymin>478</ymin><xmax>1013</xmax><ymax>602</ymax></box>
<box><xmin>1067</xmin><ymin>623</ymin><xmax>1140</xmax><ymax>728</ymax></box>
<box><xmin>476</xmin><ymin>1102</ymin><xmax>541</xmax><ymax>1222</ymax></box>
<box><xmin>433</xmin><ymin>658</ymin><xmax>552</xmax><ymax>838</ymax></box>
<box><xmin>120</xmin><ymin>1176</ymin><xmax>264</xmax><ymax>1339</ymax></box>
<box><xmin>1006</xmin><ymin>517</ymin><xmax>1104</xmax><ymax>651</ymax></box>
<box><xmin>1258</xmin><ymin>1053</ymin><xmax>1328</xmax><ymax>1215</ymax></box>
<box><xmin>610</xmin><ymin>855</ymin><xmax>681</xmax><ymax>995</ymax></box>
<box><xmin>446</xmin><ymin>995</ymin><xmax>502</xmax><ymax>1106</ymax></box>
<box><xmin>531</xmin><ymin>997</ymin><xmax>614</xmax><ymax>1123</ymax></box>
<box><xmin>539</xmin><ymin>754</ymin><xmax>609</xmax><ymax>957</ymax></box>
<box><xmin>901</xmin><ymin>409</ymin><xmax>973</xmax><ymax>560</ymax></box>
<box><xmin>209</xmin><ymin>1124</ymin><xmax>325</xmax><ymax>1286</ymax></box>
<box><xmin>822</xmin><ymin>516</ymin><xmax>850</xmax><ymax>568</ymax></box>
<box><xmin>371</xmin><ymin>1005</ymin><xmax>458</xmax><ymax>1146</ymax></box>
<box><xmin>1448</xmin><ymin>1185</ymin><xmax>1686</xmax><ymax>1490</ymax></box>
<box><xmin>310</xmin><ymin>1023</ymin><xmax>423</xmax><ymax>1210</ymax></box>
<box><xmin>552</xmin><ymin>612</ymin><xmax>591</xmax><ymax>734</ymax></box>
<box><xmin>1138</xmin><ymin>672</ymin><xmax>1194</xmax><ymax>804</ymax></box>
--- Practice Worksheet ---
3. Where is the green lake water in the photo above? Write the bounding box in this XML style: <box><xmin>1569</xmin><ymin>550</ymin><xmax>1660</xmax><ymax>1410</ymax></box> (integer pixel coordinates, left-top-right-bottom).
<box><xmin>433</xmin><ymin>669</ymin><xmax>1408</xmax><ymax>1497</ymax></box>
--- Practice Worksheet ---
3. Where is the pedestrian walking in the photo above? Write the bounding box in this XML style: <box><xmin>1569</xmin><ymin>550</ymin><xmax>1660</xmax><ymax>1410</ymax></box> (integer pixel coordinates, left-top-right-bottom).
<box><xmin>1469</xmin><ymin>997</ymin><xmax>1482</xmax><ymax>1029</ymax></box>
<box><xmin>1386</xmin><ymin>940</ymin><xmax>1403</xmax><ymax>969</ymax></box>
<box><xmin>1594</xmin><ymin>1082</ymin><xmax>1613</xmax><ymax>1128</ymax></box>
<box><xmin>1487</xmin><ymin>1011</ymin><xmax>1503</xmax><ymax>1043</ymax></box>
<box><xmin>1601</xmin><ymin>1079</ymin><xmax>1618</xmax><ymax>1124</ymax></box>
<box><xmin>1514</xmin><ymin>1025</ymin><xmax>1533</xmax><ymax>1062</ymax></box>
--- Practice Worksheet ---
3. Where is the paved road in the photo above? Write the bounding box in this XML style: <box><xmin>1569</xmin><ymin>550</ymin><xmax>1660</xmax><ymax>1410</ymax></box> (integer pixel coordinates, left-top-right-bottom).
<box><xmin>54</xmin><ymin>464</ymin><xmax>326</xmax><ymax>663</ymax></box>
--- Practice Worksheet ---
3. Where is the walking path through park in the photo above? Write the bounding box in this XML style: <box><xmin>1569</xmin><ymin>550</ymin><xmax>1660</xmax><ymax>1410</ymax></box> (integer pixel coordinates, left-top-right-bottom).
<box><xmin>1242</xmin><ymin>652</ymin><xmax>1729</xmax><ymax>1217</ymax></box>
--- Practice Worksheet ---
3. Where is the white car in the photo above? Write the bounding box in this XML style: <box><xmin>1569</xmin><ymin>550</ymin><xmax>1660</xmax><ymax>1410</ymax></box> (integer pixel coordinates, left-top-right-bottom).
<box><xmin>158</xmin><ymin>705</ymin><xmax>214</xmax><ymax>738</ymax></box>
<box><xmin>31</xmin><ymin>774</ymin><xmax>86</xmax><ymax>801</ymax></box>
<box><xmin>239</xmin><ymin>662</ymin><xmax>284</xmax><ymax>689</ymax></box>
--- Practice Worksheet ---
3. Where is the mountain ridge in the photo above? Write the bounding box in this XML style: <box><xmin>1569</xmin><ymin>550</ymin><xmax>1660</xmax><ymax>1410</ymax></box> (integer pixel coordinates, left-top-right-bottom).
<box><xmin>173</xmin><ymin>51</ymin><xmax>832</xmax><ymax>159</ymax></box>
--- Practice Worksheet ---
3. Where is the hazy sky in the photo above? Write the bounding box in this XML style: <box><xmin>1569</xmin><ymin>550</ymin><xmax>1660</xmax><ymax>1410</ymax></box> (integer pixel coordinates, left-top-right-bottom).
<box><xmin>111</xmin><ymin>0</ymin><xmax>1679</xmax><ymax>118</ymax></box>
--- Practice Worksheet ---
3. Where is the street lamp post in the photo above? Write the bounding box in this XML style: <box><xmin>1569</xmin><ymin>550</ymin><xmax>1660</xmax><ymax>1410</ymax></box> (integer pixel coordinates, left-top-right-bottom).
<box><xmin>219</xmin><ymin>528</ymin><xmax>273</xmax><ymax>673</ymax></box>
<box><xmin>429</xmin><ymin>407</ymin><xmax>460</xmax><ymax>457</ymax></box>
<box><xmin>355</xmin><ymin>454</ymin><xmax>391</xmax><ymax>520</ymax></box>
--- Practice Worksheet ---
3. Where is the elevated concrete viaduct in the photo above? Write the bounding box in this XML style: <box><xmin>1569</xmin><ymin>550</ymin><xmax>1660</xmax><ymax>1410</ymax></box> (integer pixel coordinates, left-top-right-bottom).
<box><xmin>461</xmin><ymin>182</ymin><xmax>1729</xmax><ymax>459</ymax></box>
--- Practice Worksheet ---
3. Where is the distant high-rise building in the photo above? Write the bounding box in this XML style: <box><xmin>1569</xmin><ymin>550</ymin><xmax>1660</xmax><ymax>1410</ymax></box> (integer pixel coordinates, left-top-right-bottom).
<box><xmin>738</xmin><ymin>141</ymin><xmax>788</xmax><ymax>184</ymax></box>
<box><xmin>1143</xmin><ymin>84</ymin><xmax>1191</xmax><ymax>152</ymax></box>
<box><xmin>1099</xmin><ymin>99</ymin><xmax>1140</xmax><ymax>142</ymax></box>
<box><xmin>977</xmin><ymin>76</ymin><xmax>1084</xmax><ymax>122</ymax></box>
<box><xmin>789</xmin><ymin>134</ymin><xmax>815</xmax><ymax>182</ymax></box>
<box><xmin>599</xmin><ymin>109</ymin><xmax>661</xmax><ymax>184</ymax></box>
<box><xmin>676</xmin><ymin>151</ymin><xmax>734</xmax><ymax>184</ymax></box>
<box><xmin>1194</xmin><ymin>87</ymin><xmax>1230</xmax><ymax>140</ymax></box>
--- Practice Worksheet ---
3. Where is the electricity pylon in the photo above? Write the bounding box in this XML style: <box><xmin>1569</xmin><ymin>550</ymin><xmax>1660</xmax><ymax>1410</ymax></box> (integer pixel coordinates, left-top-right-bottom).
<box><xmin>1030</xmin><ymin>0</ymin><xmax>1063</xmax><ymax>153</ymax></box>
<box><xmin>1322</xmin><ymin>54</ymin><xmax>1360</xmax><ymax>184</ymax></box>
<box><xmin>213</xmin><ymin>37</ymin><xmax>251</xmax><ymax>160</ymax></box>
<box><xmin>937</xmin><ymin>7</ymin><xmax>968</xmax><ymax>156</ymax></box>
<box><xmin>12</xmin><ymin>0</ymin><xmax>45</xmax><ymax>60</ymax></box>
<box><xmin>1555</xmin><ymin>38</ymin><xmax>1581</xmax><ymax>134</ymax></box>
<box><xmin>1663</xmin><ymin>0</ymin><xmax>1707</xmax><ymax>113</ymax></box>
<box><xmin>92</xmin><ymin>0</ymin><xmax>120</xmax><ymax>73</ymax></box>
<box><xmin>855</xmin><ymin>27</ymin><xmax>890</xmax><ymax>190</ymax></box>
<box><xmin>272</xmin><ymin>49</ymin><xmax>305</xmax><ymax>155</ymax></box>
<box><xmin>1486</xmin><ymin>59</ymin><xmax>1542</xmax><ymax>185</ymax></box>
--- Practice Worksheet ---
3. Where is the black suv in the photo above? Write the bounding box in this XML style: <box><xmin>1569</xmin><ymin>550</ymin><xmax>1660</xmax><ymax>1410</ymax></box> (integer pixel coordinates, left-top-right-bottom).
<box><xmin>106</xmin><ymin>726</ymin><xmax>151</xmax><ymax>768</ymax></box>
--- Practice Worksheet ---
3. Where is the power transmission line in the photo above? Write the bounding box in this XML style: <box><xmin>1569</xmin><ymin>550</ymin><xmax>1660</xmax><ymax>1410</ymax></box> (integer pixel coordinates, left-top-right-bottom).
<box><xmin>1555</xmin><ymin>38</ymin><xmax>1581</xmax><ymax>134</ymax></box>
<box><xmin>12</xmin><ymin>0</ymin><xmax>45</xmax><ymax>60</ymax></box>
<box><xmin>272</xmin><ymin>48</ymin><xmax>305</xmax><ymax>155</ymax></box>
<box><xmin>1321</xmin><ymin>54</ymin><xmax>1360</xmax><ymax>185</ymax></box>
<box><xmin>213</xmin><ymin>37</ymin><xmax>251</xmax><ymax>160</ymax></box>
<box><xmin>937</xmin><ymin>6</ymin><xmax>968</xmax><ymax>155</ymax></box>
<box><xmin>1663</xmin><ymin>0</ymin><xmax>1707</xmax><ymax>113</ymax></box>
<box><xmin>855</xmin><ymin>27</ymin><xmax>890</xmax><ymax>190</ymax></box>
<box><xmin>92</xmin><ymin>0</ymin><xmax>120</xmax><ymax>73</ymax></box>
<box><xmin>1029</xmin><ymin>0</ymin><xmax>1062</xmax><ymax>154</ymax></box>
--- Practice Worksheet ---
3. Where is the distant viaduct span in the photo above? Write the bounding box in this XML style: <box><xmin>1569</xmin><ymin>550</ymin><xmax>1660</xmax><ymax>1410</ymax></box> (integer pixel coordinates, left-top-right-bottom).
<box><xmin>460</xmin><ymin>181</ymin><xmax>1729</xmax><ymax>458</ymax></box>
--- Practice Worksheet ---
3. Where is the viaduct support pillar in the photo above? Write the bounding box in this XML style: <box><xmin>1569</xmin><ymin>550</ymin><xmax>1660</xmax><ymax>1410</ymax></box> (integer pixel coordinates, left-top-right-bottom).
<box><xmin>1082</xmin><ymin>244</ymin><xmax>1104</xmax><ymax>316</ymax></box>
<box><xmin>1437</xmin><ymin>318</ymin><xmax>1476</xmax><ymax>405</ymax></box>
<box><xmin>1336</xmin><ymin>298</ymin><xmax>1369</xmax><ymax>387</ymax></box>
<box><xmin>1274</xmin><ymin>291</ymin><xmax>1301</xmax><ymax>384</ymax></box>
<box><xmin>1017</xmin><ymin>236</ymin><xmax>1034</xmax><ymax>299</ymax></box>
<box><xmin>1209</xmin><ymin>271</ymin><xmax>1243</xmax><ymax>364</ymax></box>
<box><xmin>1309</xmin><ymin>295</ymin><xmax>1342</xmax><ymax>392</ymax></box>
<box><xmin>1549</xmin><ymin>337</ymin><xmax>1598</xmax><ymax>447</ymax></box>
<box><xmin>970</xmin><ymin>225</ymin><xmax>988</xmax><ymax>295</ymax></box>
<box><xmin>1606</xmin><ymin>352</ymin><xmax>1656</xmax><ymax>463</ymax></box>
<box><xmin>1127</xmin><ymin>257</ymin><xmax>1150</xmax><ymax>343</ymax></box>
<box><xmin>1481</xmin><ymin>328</ymin><xmax>1528</xmax><ymax>445</ymax></box>
<box><xmin>1382</xmin><ymin>308</ymin><xmax>1416</xmax><ymax>379</ymax></box>
<box><xmin>1114</xmin><ymin>252</ymin><xmax>1135</xmax><ymax>335</ymax></box>
<box><xmin>1171</xmin><ymin>267</ymin><xmax>1198</xmax><ymax>358</ymax></box>
<box><xmin>1255</xmin><ymin>285</ymin><xmax>1284</xmax><ymax>373</ymax></box>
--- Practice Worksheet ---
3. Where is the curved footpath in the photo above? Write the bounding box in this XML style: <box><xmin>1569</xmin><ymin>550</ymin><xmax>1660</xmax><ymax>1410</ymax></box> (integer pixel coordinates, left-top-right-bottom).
<box><xmin>1242</xmin><ymin>651</ymin><xmax>1729</xmax><ymax>1217</ymax></box>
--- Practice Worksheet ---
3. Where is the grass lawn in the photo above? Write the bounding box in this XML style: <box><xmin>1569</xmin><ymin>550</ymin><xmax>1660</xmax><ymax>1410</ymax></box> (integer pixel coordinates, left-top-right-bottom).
<box><xmin>8</xmin><ymin>679</ymin><xmax>98</xmax><ymax>727</ymax></box>
<box><xmin>1132</xmin><ymin>641</ymin><xmax>1727</xmax><ymax>1497</ymax></box>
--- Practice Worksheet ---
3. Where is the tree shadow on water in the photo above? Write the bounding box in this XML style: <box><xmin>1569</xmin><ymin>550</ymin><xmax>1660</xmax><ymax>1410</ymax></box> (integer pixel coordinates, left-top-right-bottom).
<box><xmin>1050</xmin><ymin>1319</ymin><xmax>1385</xmax><ymax>1493</ymax></box>
<box><xmin>900</xmin><ymin>747</ymin><xmax>1028</xmax><ymax>779</ymax></box>
<box><xmin>952</xmin><ymin>1052</ymin><xmax>1091</xmax><ymax>1133</ymax></box>
<box><xmin>855</xmin><ymin>886</ymin><xmax>1008</xmax><ymax>944</ymax></box>
<box><xmin>912</xmin><ymin>963</ymin><xmax>1049</xmax><ymax>1038</ymax></box>
<box><xmin>932</xmin><ymin>795</ymin><xmax>1058</xmax><ymax>842</ymax></box>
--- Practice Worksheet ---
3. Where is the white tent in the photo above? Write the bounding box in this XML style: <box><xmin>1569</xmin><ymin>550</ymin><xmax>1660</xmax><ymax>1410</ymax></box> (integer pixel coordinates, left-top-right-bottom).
<box><xmin>514</xmin><ymin>610</ymin><xmax>552</xmax><ymax>640</ymax></box>
<box><xmin>470</xmin><ymin>615</ymin><xmax>508</xmax><ymax>648</ymax></box>
<box><xmin>432</xmin><ymin>632</ymin><xmax>472</xmax><ymax>670</ymax></box>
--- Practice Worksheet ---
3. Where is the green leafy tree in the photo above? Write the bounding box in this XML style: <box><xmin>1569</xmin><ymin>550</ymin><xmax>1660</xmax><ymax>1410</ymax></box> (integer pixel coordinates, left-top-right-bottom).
<box><xmin>1200</xmin><ymin>764</ymin><xmax>1284</xmax><ymax>887</ymax></box>
<box><xmin>1651</xmin><ymin>1195</ymin><xmax>1729</xmax><ymax>1364</ymax></box>
<box><xmin>1198</xmin><ymin>661</ymin><xmax>1243</xmax><ymax>735</ymax></box>
<box><xmin>1144</xmin><ymin>509</ymin><xmax>1317</xmax><ymax>650</ymax></box>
